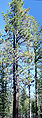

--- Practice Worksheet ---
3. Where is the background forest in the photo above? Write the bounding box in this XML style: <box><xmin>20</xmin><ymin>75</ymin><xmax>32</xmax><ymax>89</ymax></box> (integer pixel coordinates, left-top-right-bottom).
<box><xmin>0</xmin><ymin>0</ymin><xmax>42</xmax><ymax>118</ymax></box>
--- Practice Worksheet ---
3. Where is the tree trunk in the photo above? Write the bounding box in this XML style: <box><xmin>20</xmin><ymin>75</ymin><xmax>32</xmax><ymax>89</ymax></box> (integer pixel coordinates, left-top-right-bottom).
<box><xmin>16</xmin><ymin>38</ymin><xmax>19</xmax><ymax>118</ymax></box>
<box><xmin>13</xmin><ymin>33</ymin><xmax>16</xmax><ymax>118</ymax></box>
<box><xmin>35</xmin><ymin>49</ymin><xmax>39</xmax><ymax>118</ymax></box>
<box><xmin>13</xmin><ymin>32</ymin><xmax>19</xmax><ymax>118</ymax></box>
<box><xmin>33</xmin><ymin>113</ymin><xmax>35</xmax><ymax>118</ymax></box>
<box><xmin>1</xmin><ymin>62</ymin><xmax>5</xmax><ymax>118</ymax></box>
<box><xmin>16</xmin><ymin>73</ymin><xmax>19</xmax><ymax>118</ymax></box>
<box><xmin>2</xmin><ymin>80</ymin><xmax>4</xmax><ymax>118</ymax></box>
<box><xmin>29</xmin><ymin>85</ymin><xmax>31</xmax><ymax>118</ymax></box>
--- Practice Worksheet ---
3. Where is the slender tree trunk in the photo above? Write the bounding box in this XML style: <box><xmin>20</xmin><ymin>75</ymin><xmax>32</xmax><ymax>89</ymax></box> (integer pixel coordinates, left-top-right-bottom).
<box><xmin>37</xmin><ymin>83</ymin><xmax>39</xmax><ymax>117</ymax></box>
<box><xmin>1</xmin><ymin>62</ymin><xmax>4</xmax><ymax>118</ymax></box>
<box><xmin>29</xmin><ymin>85</ymin><xmax>31</xmax><ymax>118</ymax></box>
<box><xmin>33</xmin><ymin>113</ymin><xmax>35</xmax><ymax>118</ymax></box>
<box><xmin>35</xmin><ymin>49</ymin><xmax>39</xmax><ymax>118</ymax></box>
<box><xmin>24</xmin><ymin>113</ymin><xmax>25</xmax><ymax>118</ymax></box>
<box><xmin>13</xmin><ymin>33</ymin><xmax>16</xmax><ymax>118</ymax></box>
<box><xmin>2</xmin><ymin>80</ymin><xmax>4</xmax><ymax>118</ymax></box>
<box><xmin>16</xmin><ymin>38</ymin><xmax>19</xmax><ymax>118</ymax></box>
<box><xmin>16</xmin><ymin>73</ymin><xmax>19</xmax><ymax>118</ymax></box>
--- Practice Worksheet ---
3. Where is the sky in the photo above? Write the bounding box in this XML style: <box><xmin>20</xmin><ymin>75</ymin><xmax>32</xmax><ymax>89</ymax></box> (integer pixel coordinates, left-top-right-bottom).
<box><xmin>24</xmin><ymin>0</ymin><xmax>42</xmax><ymax>25</ymax></box>
<box><xmin>0</xmin><ymin>0</ymin><xmax>42</xmax><ymax>30</ymax></box>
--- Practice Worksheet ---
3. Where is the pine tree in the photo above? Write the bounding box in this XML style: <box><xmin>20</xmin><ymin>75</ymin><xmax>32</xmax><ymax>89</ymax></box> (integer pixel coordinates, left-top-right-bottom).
<box><xmin>2</xmin><ymin>0</ymin><xmax>31</xmax><ymax>117</ymax></box>
<box><xmin>31</xmin><ymin>21</ymin><xmax>42</xmax><ymax>118</ymax></box>
<box><xmin>0</xmin><ymin>61</ymin><xmax>8</xmax><ymax>118</ymax></box>
<box><xmin>37</xmin><ymin>28</ymin><xmax>42</xmax><ymax>118</ymax></box>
